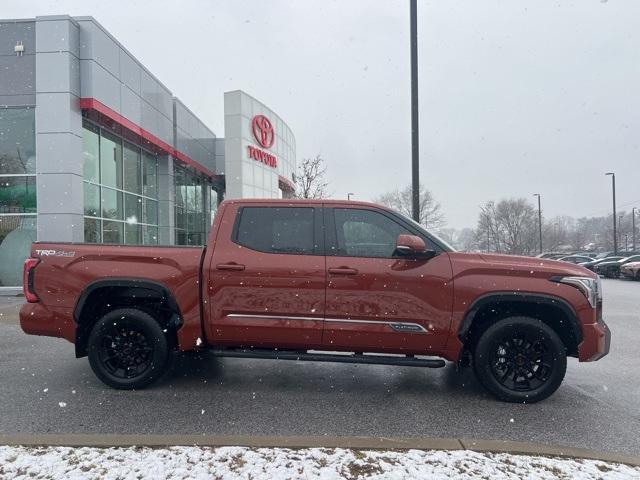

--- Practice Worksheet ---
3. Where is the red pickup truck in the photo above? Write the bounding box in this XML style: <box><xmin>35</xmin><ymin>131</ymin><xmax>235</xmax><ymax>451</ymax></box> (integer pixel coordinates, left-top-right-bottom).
<box><xmin>20</xmin><ymin>199</ymin><xmax>610</xmax><ymax>402</ymax></box>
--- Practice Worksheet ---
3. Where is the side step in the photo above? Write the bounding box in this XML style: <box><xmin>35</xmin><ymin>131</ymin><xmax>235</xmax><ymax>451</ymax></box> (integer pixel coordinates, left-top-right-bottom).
<box><xmin>209</xmin><ymin>348</ymin><xmax>446</xmax><ymax>368</ymax></box>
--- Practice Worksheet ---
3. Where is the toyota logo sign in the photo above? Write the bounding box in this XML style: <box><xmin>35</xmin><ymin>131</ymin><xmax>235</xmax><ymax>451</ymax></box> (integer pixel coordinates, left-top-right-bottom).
<box><xmin>252</xmin><ymin>115</ymin><xmax>275</xmax><ymax>149</ymax></box>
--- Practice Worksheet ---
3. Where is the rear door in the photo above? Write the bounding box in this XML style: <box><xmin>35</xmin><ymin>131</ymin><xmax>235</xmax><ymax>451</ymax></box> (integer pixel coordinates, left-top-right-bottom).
<box><xmin>323</xmin><ymin>206</ymin><xmax>453</xmax><ymax>353</ymax></box>
<box><xmin>207</xmin><ymin>203</ymin><xmax>326</xmax><ymax>349</ymax></box>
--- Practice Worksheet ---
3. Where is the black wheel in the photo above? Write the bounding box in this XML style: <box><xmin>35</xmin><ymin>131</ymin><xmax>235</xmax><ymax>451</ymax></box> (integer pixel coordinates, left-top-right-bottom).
<box><xmin>473</xmin><ymin>316</ymin><xmax>566</xmax><ymax>403</ymax></box>
<box><xmin>87</xmin><ymin>308</ymin><xmax>170</xmax><ymax>389</ymax></box>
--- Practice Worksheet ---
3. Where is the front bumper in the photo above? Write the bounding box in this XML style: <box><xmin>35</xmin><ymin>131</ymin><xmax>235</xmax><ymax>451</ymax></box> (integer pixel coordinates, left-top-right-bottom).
<box><xmin>578</xmin><ymin>317</ymin><xmax>611</xmax><ymax>362</ymax></box>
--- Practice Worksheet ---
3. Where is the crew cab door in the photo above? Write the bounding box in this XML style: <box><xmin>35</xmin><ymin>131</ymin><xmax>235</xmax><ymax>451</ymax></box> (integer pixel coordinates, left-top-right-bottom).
<box><xmin>206</xmin><ymin>203</ymin><xmax>325</xmax><ymax>349</ymax></box>
<box><xmin>323</xmin><ymin>206</ymin><xmax>453</xmax><ymax>352</ymax></box>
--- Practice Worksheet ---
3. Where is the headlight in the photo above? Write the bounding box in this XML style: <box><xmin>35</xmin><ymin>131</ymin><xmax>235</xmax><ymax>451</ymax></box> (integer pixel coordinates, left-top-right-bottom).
<box><xmin>551</xmin><ymin>276</ymin><xmax>601</xmax><ymax>308</ymax></box>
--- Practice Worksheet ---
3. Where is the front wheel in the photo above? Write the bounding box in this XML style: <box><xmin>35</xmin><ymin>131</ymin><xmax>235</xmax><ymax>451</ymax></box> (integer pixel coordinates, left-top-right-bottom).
<box><xmin>87</xmin><ymin>308</ymin><xmax>170</xmax><ymax>389</ymax></box>
<box><xmin>473</xmin><ymin>316</ymin><xmax>567</xmax><ymax>403</ymax></box>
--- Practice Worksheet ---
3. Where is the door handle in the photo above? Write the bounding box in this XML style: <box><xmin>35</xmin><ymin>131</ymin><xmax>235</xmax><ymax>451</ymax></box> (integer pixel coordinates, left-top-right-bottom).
<box><xmin>216</xmin><ymin>263</ymin><xmax>245</xmax><ymax>271</ymax></box>
<box><xmin>328</xmin><ymin>267</ymin><xmax>358</xmax><ymax>275</ymax></box>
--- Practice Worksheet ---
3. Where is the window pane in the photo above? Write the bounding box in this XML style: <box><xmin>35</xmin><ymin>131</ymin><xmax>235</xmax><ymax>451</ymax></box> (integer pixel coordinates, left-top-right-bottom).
<box><xmin>84</xmin><ymin>217</ymin><xmax>101</xmax><ymax>243</ymax></box>
<box><xmin>0</xmin><ymin>176</ymin><xmax>36</xmax><ymax>213</ymax></box>
<box><xmin>123</xmin><ymin>141</ymin><xmax>141</xmax><ymax>194</ymax></box>
<box><xmin>0</xmin><ymin>215</ymin><xmax>36</xmax><ymax>286</ymax></box>
<box><xmin>101</xmin><ymin>187</ymin><xmax>123</xmax><ymax>220</ymax></box>
<box><xmin>210</xmin><ymin>188</ymin><xmax>219</xmax><ymax>225</ymax></box>
<box><xmin>143</xmin><ymin>226</ymin><xmax>158</xmax><ymax>245</ymax></box>
<box><xmin>100</xmin><ymin>130</ymin><xmax>122</xmax><ymax>188</ymax></box>
<box><xmin>236</xmin><ymin>207</ymin><xmax>314</xmax><ymax>254</ymax></box>
<box><xmin>83</xmin><ymin>182</ymin><xmax>100</xmax><ymax>217</ymax></box>
<box><xmin>102</xmin><ymin>220</ymin><xmax>123</xmax><ymax>244</ymax></box>
<box><xmin>334</xmin><ymin>208</ymin><xmax>410</xmax><ymax>258</ymax></box>
<box><xmin>143</xmin><ymin>152</ymin><xmax>158</xmax><ymax>198</ymax></box>
<box><xmin>175</xmin><ymin>206</ymin><xmax>185</xmax><ymax>229</ymax></box>
<box><xmin>144</xmin><ymin>199</ymin><xmax>158</xmax><ymax>225</ymax></box>
<box><xmin>124</xmin><ymin>193</ymin><xmax>142</xmax><ymax>224</ymax></box>
<box><xmin>125</xmin><ymin>223</ymin><xmax>142</xmax><ymax>245</ymax></box>
<box><xmin>0</xmin><ymin>108</ymin><xmax>36</xmax><ymax>175</ymax></box>
<box><xmin>82</xmin><ymin>122</ymin><xmax>100</xmax><ymax>182</ymax></box>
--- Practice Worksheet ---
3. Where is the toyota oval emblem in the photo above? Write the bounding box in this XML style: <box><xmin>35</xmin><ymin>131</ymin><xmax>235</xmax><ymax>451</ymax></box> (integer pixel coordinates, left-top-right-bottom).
<box><xmin>252</xmin><ymin>115</ymin><xmax>275</xmax><ymax>149</ymax></box>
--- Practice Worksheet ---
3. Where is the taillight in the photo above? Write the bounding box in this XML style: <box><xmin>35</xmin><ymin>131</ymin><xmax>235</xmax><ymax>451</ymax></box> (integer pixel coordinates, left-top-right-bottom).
<box><xmin>23</xmin><ymin>258</ymin><xmax>40</xmax><ymax>303</ymax></box>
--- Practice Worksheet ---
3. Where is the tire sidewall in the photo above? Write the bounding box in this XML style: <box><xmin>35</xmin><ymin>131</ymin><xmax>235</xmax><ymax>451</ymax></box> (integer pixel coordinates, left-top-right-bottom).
<box><xmin>473</xmin><ymin>316</ymin><xmax>567</xmax><ymax>403</ymax></box>
<box><xmin>87</xmin><ymin>308</ymin><xmax>169</xmax><ymax>390</ymax></box>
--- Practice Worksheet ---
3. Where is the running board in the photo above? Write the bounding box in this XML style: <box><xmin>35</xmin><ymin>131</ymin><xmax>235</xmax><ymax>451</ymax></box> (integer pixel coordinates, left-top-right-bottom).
<box><xmin>209</xmin><ymin>348</ymin><xmax>446</xmax><ymax>368</ymax></box>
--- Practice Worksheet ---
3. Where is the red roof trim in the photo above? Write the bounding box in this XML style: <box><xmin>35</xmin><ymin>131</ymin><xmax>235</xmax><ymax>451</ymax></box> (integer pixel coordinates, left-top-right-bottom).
<box><xmin>80</xmin><ymin>97</ymin><xmax>218</xmax><ymax>179</ymax></box>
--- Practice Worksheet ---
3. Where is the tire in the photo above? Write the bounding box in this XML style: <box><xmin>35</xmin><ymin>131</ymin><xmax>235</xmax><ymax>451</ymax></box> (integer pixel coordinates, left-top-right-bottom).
<box><xmin>473</xmin><ymin>316</ymin><xmax>567</xmax><ymax>403</ymax></box>
<box><xmin>87</xmin><ymin>308</ymin><xmax>170</xmax><ymax>389</ymax></box>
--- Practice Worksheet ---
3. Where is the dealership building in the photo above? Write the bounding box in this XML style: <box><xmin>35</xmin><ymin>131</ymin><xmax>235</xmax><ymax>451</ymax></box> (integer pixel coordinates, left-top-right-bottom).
<box><xmin>0</xmin><ymin>15</ymin><xmax>297</xmax><ymax>286</ymax></box>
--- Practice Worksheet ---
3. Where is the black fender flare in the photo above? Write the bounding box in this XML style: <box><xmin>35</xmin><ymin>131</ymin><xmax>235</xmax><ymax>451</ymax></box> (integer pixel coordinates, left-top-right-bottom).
<box><xmin>73</xmin><ymin>277</ymin><xmax>182</xmax><ymax>324</ymax></box>
<box><xmin>458</xmin><ymin>292</ymin><xmax>583</xmax><ymax>344</ymax></box>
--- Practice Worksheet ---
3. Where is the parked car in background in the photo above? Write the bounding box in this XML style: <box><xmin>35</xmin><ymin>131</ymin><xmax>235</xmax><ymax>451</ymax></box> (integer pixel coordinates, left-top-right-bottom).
<box><xmin>536</xmin><ymin>252</ymin><xmax>566</xmax><ymax>259</ymax></box>
<box><xmin>620</xmin><ymin>261</ymin><xmax>640</xmax><ymax>280</ymax></box>
<box><xmin>580</xmin><ymin>256</ymin><xmax>624</xmax><ymax>272</ymax></box>
<box><xmin>595</xmin><ymin>255</ymin><xmax>640</xmax><ymax>278</ymax></box>
<box><xmin>558</xmin><ymin>255</ymin><xmax>593</xmax><ymax>264</ymax></box>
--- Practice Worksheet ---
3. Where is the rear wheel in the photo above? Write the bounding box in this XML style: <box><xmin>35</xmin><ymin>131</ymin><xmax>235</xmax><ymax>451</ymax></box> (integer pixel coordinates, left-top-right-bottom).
<box><xmin>87</xmin><ymin>308</ymin><xmax>170</xmax><ymax>389</ymax></box>
<box><xmin>473</xmin><ymin>316</ymin><xmax>566</xmax><ymax>403</ymax></box>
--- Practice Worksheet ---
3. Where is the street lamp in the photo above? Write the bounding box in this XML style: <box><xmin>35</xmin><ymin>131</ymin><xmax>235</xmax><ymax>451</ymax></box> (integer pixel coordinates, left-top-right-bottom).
<box><xmin>619</xmin><ymin>214</ymin><xmax>624</xmax><ymax>251</ymax></box>
<box><xmin>410</xmin><ymin>0</ymin><xmax>420</xmax><ymax>222</ymax></box>
<box><xmin>533</xmin><ymin>194</ymin><xmax>543</xmax><ymax>254</ymax></box>
<box><xmin>633</xmin><ymin>207</ymin><xmax>637</xmax><ymax>253</ymax></box>
<box><xmin>347</xmin><ymin>193</ymin><xmax>355</xmax><ymax>201</ymax></box>
<box><xmin>605</xmin><ymin>172</ymin><xmax>617</xmax><ymax>254</ymax></box>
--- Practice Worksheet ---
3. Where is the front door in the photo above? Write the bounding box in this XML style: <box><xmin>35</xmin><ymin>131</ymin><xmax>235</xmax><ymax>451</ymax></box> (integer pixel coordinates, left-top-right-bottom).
<box><xmin>323</xmin><ymin>207</ymin><xmax>453</xmax><ymax>353</ymax></box>
<box><xmin>207</xmin><ymin>203</ymin><xmax>325</xmax><ymax>349</ymax></box>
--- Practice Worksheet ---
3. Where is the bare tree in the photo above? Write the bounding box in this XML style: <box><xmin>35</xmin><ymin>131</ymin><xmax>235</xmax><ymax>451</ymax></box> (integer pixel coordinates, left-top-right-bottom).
<box><xmin>375</xmin><ymin>184</ymin><xmax>446</xmax><ymax>230</ymax></box>
<box><xmin>475</xmin><ymin>198</ymin><xmax>537</xmax><ymax>255</ymax></box>
<box><xmin>296</xmin><ymin>155</ymin><xmax>329</xmax><ymax>199</ymax></box>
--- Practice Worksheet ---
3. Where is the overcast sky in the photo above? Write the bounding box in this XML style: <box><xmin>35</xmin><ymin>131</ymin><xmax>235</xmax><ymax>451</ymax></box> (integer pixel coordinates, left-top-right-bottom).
<box><xmin>5</xmin><ymin>0</ymin><xmax>639</xmax><ymax>229</ymax></box>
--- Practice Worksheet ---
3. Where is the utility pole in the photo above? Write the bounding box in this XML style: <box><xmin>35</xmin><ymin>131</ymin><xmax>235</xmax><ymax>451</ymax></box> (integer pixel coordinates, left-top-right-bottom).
<box><xmin>410</xmin><ymin>0</ymin><xmax>420</xmax><ymax>222</ymax></box>
<box><xmin>606</xmin><ymin>172</ymin><xmax>617</xmax><ymax>254</ymax></box>
<box><xmin>347</xmin><ymin>193</ymin><xmax>354</xmax><ymax>201</ymax></box>
<box><xmin>533</xmin><ymin>193</ymin><xmax>543</xmax><ymax>254</ymax></box>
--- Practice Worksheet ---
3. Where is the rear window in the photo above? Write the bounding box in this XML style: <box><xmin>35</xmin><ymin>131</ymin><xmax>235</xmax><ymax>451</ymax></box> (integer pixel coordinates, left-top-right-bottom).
<box><xmin>235</xmin><ymin>206</ymin><xmax>316</xmax><ymax>254</ymax></box>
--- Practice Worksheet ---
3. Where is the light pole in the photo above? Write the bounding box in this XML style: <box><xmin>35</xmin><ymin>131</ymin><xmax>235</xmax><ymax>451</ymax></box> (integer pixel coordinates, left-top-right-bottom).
<box><xmin>347</xmin><ymin>193</ymin><xmax>354</xmax><ymax>201</ymax></box>
<box><xmin>605</xmin><ymin>172</ymin><xmax>617</xmax><ymax>254</ymax></box>
<box><xmin>533</xmin><ymin>193</ymin><xmax>543</xmax><ymax>254</ymax></box>
<box><xmin>619</xmin><ymin>214</ymin><xmax>624</xmax><ymax>251</ymax></box>
<box><xmin>633</xmin><ymin>207</ymin><xmax>637</xmax><ymax>252</ymax></box>
<box><xmin>410</xmin><ymin>0</ymin><xmax>420</xmax><ymax>222</ymax></box>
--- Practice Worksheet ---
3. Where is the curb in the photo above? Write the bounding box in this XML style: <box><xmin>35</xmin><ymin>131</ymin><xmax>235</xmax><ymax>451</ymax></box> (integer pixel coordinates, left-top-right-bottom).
<box><xmin>1</xmin><ymin>435</ymin><xmax>638</xmax><ymax>467</ymax></box>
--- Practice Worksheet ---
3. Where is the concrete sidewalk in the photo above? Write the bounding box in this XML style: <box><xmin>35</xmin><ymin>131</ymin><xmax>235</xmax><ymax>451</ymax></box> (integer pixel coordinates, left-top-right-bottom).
<box><xmin>0</xmin><ymin>296</ymin><xmax>23</xmax><ymax>322</ymax></box>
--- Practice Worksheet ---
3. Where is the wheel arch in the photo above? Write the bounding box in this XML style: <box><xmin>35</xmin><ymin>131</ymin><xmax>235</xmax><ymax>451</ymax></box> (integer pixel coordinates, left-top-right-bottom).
<box><xmin>74</xmin><ymin>278</ymin><xmax>182</xmax><ymax>358</ymax></box>
<box><xmin>458</xmin><ymin>292</ymin><xmax>583</xmax><ymax>357</ymax></box>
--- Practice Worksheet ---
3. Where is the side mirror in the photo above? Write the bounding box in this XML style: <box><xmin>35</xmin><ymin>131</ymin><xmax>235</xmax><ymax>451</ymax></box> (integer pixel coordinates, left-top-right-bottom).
<box><xmin>395</xmin><ymin>234</ymin><xmax>437</xmax><ymax>259</ymax></box>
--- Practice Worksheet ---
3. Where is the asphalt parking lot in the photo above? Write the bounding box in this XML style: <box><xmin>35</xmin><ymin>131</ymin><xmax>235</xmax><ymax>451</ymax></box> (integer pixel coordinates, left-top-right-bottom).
<box><xmin>0</xmin><ymin>279</ymin><xmax>638</xmax><ymax>456</ymax></box>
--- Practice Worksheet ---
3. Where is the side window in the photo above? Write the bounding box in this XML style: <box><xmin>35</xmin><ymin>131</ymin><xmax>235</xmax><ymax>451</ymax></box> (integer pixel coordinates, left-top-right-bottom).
<box><xmin>235</xmin><ymin>207</ymin><xmax>315</xmax><ymax>254</ymax></box>
<box><xmin>332</xmin><ymin>208</ymin><xmax>411</xmax><ymax>258</ymax></box>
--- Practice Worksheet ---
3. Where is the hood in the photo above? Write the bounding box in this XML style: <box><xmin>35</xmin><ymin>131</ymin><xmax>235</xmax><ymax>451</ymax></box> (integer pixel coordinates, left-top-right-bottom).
<box><xmin>475</xmin><ymin>253</ymin><xmax>595</xmax><ymax>277</ymax></box>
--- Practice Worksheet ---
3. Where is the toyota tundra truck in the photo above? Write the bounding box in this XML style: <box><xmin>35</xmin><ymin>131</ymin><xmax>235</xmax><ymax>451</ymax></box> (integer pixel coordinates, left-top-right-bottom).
<box><xmin>20</xmin><ymin>199</ymin><xmax>610</xmax><ymax>402</ymax></box>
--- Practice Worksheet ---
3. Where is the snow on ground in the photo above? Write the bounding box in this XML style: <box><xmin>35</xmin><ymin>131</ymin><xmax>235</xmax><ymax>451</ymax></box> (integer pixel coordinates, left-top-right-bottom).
<box><xmin>0</xmin><ymin>446</ymin><xmax>638</xmax><ymax>479</ymax></box>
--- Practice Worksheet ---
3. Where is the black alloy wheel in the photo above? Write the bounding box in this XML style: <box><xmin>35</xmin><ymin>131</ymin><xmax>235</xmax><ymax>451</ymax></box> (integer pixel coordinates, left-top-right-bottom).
<box><xmin>87</xmin><ymin>308</ymin><xmax>170</xmax><ymax>389</ymax></box>
<box><xmin>473</xmin><ymin>316</ymin><xmax>567</xmax><ymax>403</ymax></box>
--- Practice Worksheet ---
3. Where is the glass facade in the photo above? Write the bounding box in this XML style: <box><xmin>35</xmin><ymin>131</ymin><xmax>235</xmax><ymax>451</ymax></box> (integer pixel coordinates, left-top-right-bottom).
<box><xmin>0</xmin><ymin>107</ymin><xmax>36</xmax><ymax>286</ymax></box>
<box><xmin>174</xmin><ymin>165</ymin><xmax>208</xmax><ymax>245</ymax></box>
<box><xmin>82</xmin><ymin>121</ymin><xmax>159</xmax><ymax>245</ymax></box>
